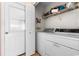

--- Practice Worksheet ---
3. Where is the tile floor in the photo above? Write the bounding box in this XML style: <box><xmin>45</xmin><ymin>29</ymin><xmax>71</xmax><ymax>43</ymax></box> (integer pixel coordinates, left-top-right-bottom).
<box><xmin>31</xmin><ymin>52</ymin><xmax>40</xmax><ymax>56</ymax></box>
<box><xmin>20</xmin><ymin>52</ymin><xmax>40</xmax><ymax>56</ymax></box>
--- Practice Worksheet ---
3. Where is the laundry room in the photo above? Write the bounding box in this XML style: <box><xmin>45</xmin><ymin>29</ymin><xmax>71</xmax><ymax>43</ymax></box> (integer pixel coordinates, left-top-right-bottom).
<box><xmin>0</xmin><ymin>2</ymin><xmax>79</xmax><ymax>56</ymax></box>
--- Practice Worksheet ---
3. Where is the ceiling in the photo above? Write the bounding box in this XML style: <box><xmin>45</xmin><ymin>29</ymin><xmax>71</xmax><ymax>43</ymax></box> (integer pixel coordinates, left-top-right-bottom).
<box><xmin>36</xmin><ymin>2</ymin><xmax>67</xmax><ymax>7</ymax></box>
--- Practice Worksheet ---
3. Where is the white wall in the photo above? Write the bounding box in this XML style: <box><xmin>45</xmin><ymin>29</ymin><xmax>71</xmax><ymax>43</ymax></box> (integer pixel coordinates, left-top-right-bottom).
<box><xmin>35</xmin><ymin>2</ymin><xmax>67</xmax><ymax>30</ymax></box>
<box><xmin>0</xmin><ymin>3</ymin><xmax>1</xmax><ymax>55</ymax></box>
<box><xmin>36</xmin><ymin>2</ymin><xmax>79</xmax><ymax>30</ymax></box>
<box><xmin>45</xmin><ymin>8</ymin><xmax>79</xmax><ymax>29</ymax></box>
<box><xmin>35</xmin><ymin>3</ymin><xmax>45</xmax><ymax>31</ymax></box>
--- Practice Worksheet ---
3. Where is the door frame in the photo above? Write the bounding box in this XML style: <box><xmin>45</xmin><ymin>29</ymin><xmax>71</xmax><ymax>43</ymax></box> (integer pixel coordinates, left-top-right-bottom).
<box><xmin>0</xmin><ymin>2</ymin><xmax>5</xmax><ymax>56</ymax></box>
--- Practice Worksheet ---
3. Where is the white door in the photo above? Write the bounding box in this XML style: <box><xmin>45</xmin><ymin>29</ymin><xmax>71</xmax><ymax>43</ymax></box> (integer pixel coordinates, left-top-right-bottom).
<box><xmin>4</xmin><ymin>3</ymin><xmax>25</xmax><ymax>56</ymax></box>
<box><xmin>26</xmin><ymin>3</ymin><xmax>35</xmax><ymax>56</ymax></box>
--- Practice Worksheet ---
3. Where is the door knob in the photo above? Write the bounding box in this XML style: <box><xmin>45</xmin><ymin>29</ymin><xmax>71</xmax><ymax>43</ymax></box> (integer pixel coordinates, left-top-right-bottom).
<box><xmin>5</xmin><ymin>32</ymin><xmax>8</xmax><ymax>34</ymax></box>
<box><xmin>29</xmin><ymin>32</ymin><xmax>31</xmax><ymax>34</ymax></box>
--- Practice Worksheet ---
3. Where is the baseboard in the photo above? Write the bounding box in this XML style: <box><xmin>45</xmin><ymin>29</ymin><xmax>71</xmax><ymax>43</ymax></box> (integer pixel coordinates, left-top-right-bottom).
<box><xmin>17</xmin><ymin>51</ymin><xmax>41</xmax><ymax>56</ymax></box>
<box><xmin>18</xmin><ymin>52</ymin><xmax>26</xmax><ymax>56</ymax></box>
